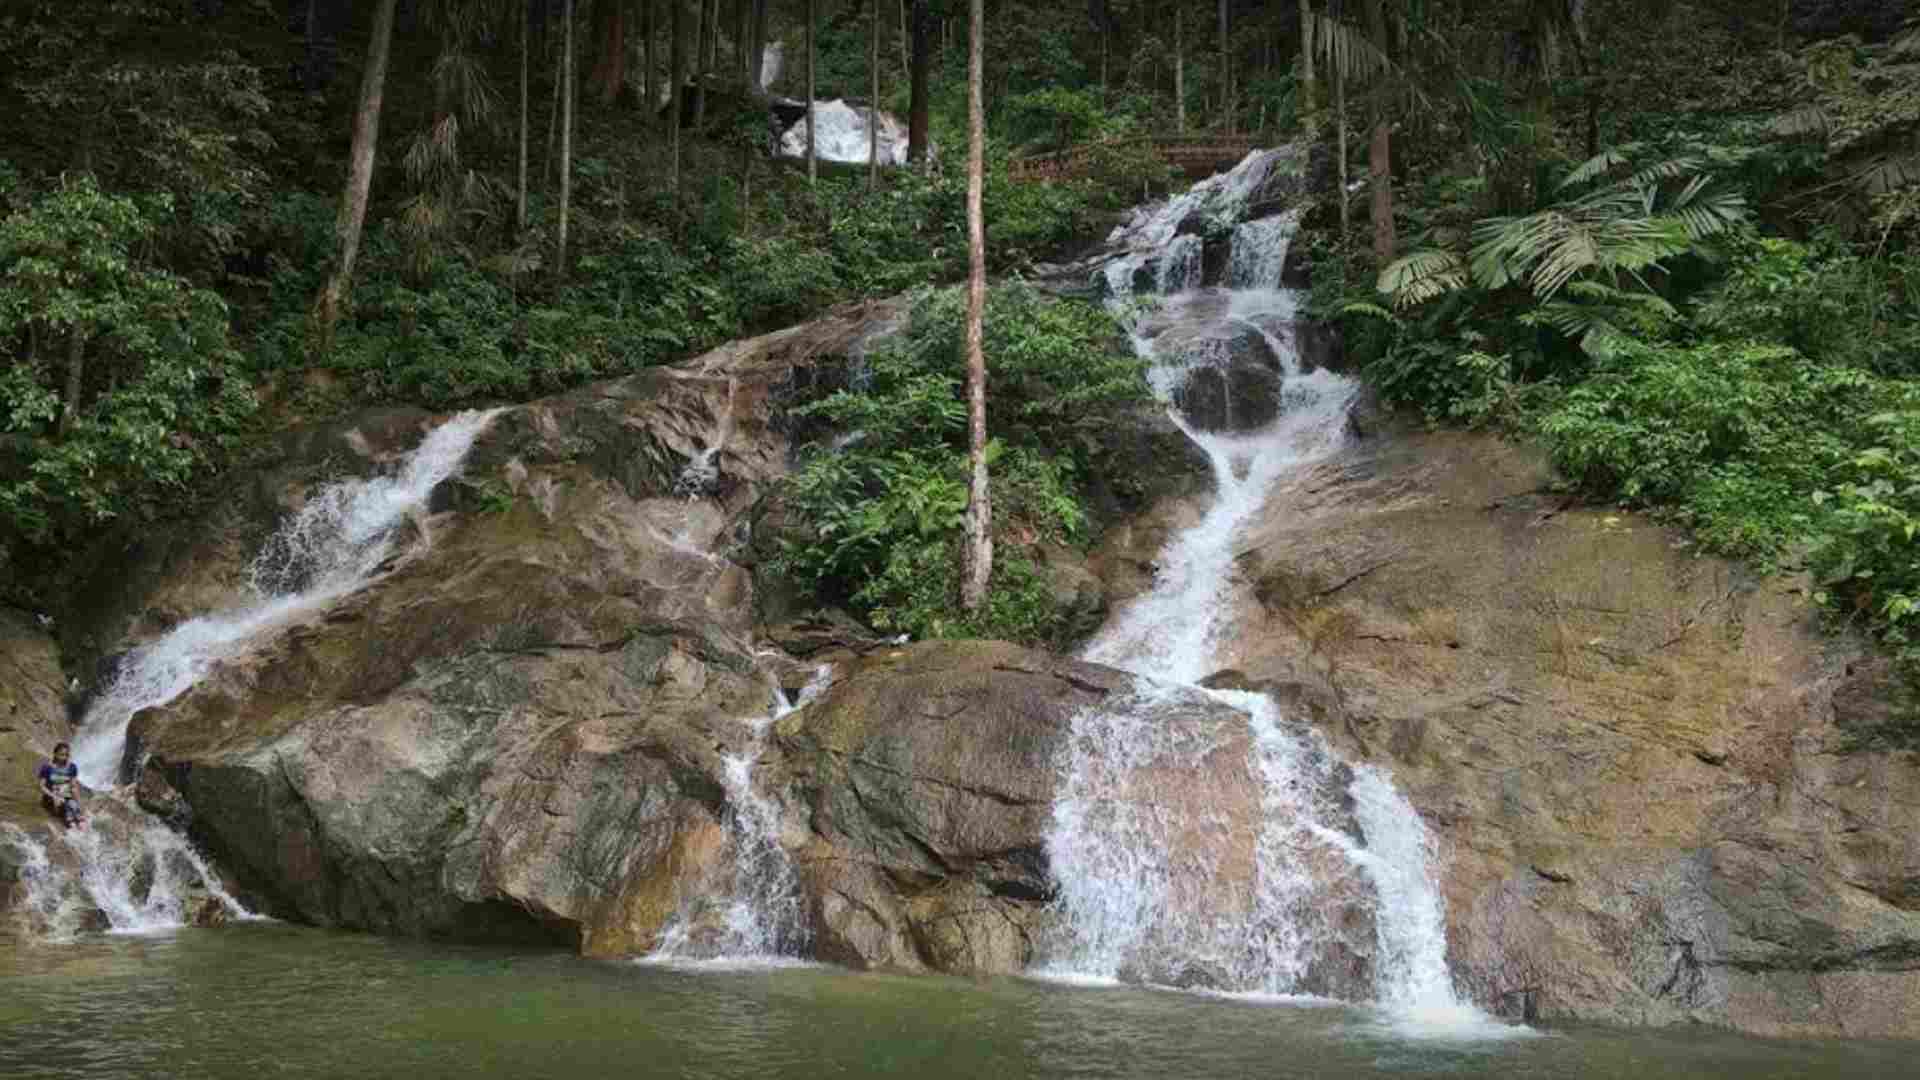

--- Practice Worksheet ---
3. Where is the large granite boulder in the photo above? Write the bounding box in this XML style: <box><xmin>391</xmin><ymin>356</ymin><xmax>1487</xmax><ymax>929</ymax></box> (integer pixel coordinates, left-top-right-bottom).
<box><xmin>1115</xmin><ymin>413</ymin><xmax>1920</xmax><ymax>1038</ymax></box>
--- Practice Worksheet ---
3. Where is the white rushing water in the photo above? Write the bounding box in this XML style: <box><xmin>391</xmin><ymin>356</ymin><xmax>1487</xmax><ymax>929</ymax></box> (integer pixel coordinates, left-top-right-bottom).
<box><xmin>70</xmin><ymin>409</ymin><xmax>502</xmax><ymax>787</ymax></box>
<box><xmin>23</xmin><ymin>409</ymin><xmax>500</xmax><ymax>940</ymax></box>
<box><xmin>1040</xmin><ymin>149</ymin><xmax>1490</xmax><ymax>1030</ymax></box>
<box><xmin>2</xmin><ymin>820</ymin><xmax>252</xmax><ymax>940</ymax></box>
<box><xmin>647</xmin><ymin>664</ymin><xmax>833</xmax><ymax>964</ymax></box>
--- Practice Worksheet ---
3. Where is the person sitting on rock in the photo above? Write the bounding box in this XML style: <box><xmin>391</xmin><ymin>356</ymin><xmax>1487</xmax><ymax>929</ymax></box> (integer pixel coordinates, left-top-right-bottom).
<box><xmin>37</xmin><ymin>742</ymin><xmax>83</xmax><ymax>828</ymax></box>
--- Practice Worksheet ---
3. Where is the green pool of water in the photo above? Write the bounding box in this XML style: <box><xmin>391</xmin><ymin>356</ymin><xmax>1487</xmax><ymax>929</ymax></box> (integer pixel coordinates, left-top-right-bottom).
<box><xmin>0</xmin><ymin>924</ymin><xmax>1908</xmax><ymax>1078</ymax></box>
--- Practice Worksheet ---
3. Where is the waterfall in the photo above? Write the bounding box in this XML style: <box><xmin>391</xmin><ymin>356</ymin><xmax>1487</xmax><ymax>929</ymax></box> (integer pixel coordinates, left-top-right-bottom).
<box><xmin>71</xmin><ymin>409</ymin><xmax>502</xmax><ymax>788</ymax></box>
<box><xmin>2</xmin><ymin>820</ymin><xmax>252</xmax><ymax>940</ymax></box>
<box><xmin>1041</xmin><ymin>147</ymin><xmax>1481</xmax><ymax>1022</ymax></box>
<box><xmin>647</xmin><ymin>664</ymin><xmax>833</xmax><ymax>963</ymax></box>
<box><xmin>33</xmin><ymin>410</ymin><xmax>500</xmax><ymax>937</ymax></box>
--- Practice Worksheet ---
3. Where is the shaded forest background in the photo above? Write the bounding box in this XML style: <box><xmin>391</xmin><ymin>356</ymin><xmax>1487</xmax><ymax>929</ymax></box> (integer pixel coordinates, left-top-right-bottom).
<box><xmin>2</xmin><ymin>1</ymin><xmax>1917</xmax><ymax>718</ymax></box>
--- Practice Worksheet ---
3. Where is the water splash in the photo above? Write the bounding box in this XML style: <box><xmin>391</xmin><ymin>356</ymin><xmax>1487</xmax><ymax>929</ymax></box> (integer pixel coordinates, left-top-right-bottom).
<box><xmin>2</xmin><ymin>818</ymin><xmax>253</xmax><ymax>941</ymax></box>
<box><xmin>1228</xmin><ymin>210</ymin><xmax>1304</xmax><ymax>291</ymax></box>
<box><xmin>1040</xmin><ymin>145</ymin><xmax>1483</xmax><ymax>1022</ymax></box>
<box><xmin>648</xmin><ymin>665</ymin><xmax>833</xmax><ymax>962</ymax></box>
<box><xmin>70</xmin><ymin>410</ymin><xmax>503</xmax><ymax>787</ymax></box>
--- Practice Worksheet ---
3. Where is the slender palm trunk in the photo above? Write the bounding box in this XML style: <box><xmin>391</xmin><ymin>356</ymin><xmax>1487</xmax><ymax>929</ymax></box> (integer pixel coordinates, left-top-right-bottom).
<box><xmin>1174</xmin><ymin>6</ymin><xmax>1185</xmax><ymax>134</ymax></box>
<box><xmin>1365</xmin><ymin>0</ymin><xmax>1393</xmax><ymax>262</ymax></box>
<box><xmin>693</xmin><ymin>0</ymin><xmax>710</xmax><ymax>127</ymax></box>
<box><xmin>1335</xmin><ymin>50</ymin><xmax>1348</xmax><ymax>234</ymax></box>
<box><xmin>670</xmin><ymin>0</ymin><xmax>685</xmax><ymax>195</ymax></box>
<box><xmin>312</xmin><ymin>0</ymin><xmax>398</xmax><ymax>352</ymax></box>
<box><xmin>1298</xmin><ymin>0</ymin><xmax>1316</xmax><ymax>120</ymax></box>
<box><xmin>908</xmin><ymin>0</ymin><xmax>929</xmax><ymax>166</ymax></box>
<box><xmin>557</xmin><ymin>0</ymin><xmax>575</xmax><ymax>277</ymax></box>
<box><xmin>959</xmin><ymin>0</ymin><xmax>991</xmax><ymax>614</ymax></box>
<box><xmin>1219</xmin><ymin>0</ymin><xmax>1230</xmax><ymax>133</ymax></box>
<box><xmin>806</xmin><ymin>0</ymin><xmax>817</xmax><ymax>185</ymax></box>
<box><xmin>517</xmin><ymin>0</ymin><xmax>530</xmax><ymax>233</ymax></box>
<box><xmin>869</xmin><ymin>0</ymin><xmax>881</xmax><ymax>187</ymax></box>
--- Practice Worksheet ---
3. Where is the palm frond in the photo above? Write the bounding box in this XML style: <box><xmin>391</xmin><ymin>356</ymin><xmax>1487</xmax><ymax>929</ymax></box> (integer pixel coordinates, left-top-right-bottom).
<box><xmin>1378</xmin><ymin>249</ymin><xmax>1468</xmax><ymax>308</ymax></box>
<box><xmin>1559</xmin><ymin>144</ymin><xmax>1640</xmax><ymax>190</ymax></box>
<box><xmin>1304</xmin><ymin>11</ymin><xmax>1397</xmax><ymax>85</ymax></box>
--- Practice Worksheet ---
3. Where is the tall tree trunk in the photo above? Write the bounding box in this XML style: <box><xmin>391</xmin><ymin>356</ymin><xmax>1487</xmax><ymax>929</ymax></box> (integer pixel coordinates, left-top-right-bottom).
<box><xmin>898</xmin><ymin>0</ymin><xmax>910</xmax><ymax>77</ymax></box>
<box><xmin>806</xmin><ymin>0</ymin><xmax>817</xmax><ymax>184</ymax></box>
<box><xmin>1174</xmin><ymin>5</ymin><xmax>1185</xmax><ymax>133</ymax></box>
<box><xmin>869</xmin><ymin>0</ymin><xmax>881</xmax><ymax>188</ymax></box>
<box><xmin>1365</xmin><ymin>0</ymin><xmax>1393</xmax><ymax>262</ymax></box>
<box><xmin>1298</xmin><ymin>0</ymin><xmax>1317</xmax><ymax>119</ymax></box>
<box><xmin>517</xmin><ymin>0</ymin><xmax>530</xmax><ymax>232</ymax></box>
<box><xmin>548</xmin><ymin>14</ymin><xmax>564</xmax><ymax>184</ymax></box>
<box><xmin>959</xmin><ymin>0</ymin><xmax>992</xmax><ymax>614</ymax></box>
<box><xmin>312</xmin><ymin>0</ymin><xmax>398</xmax><ymax>352</ymax></box>
<box><xmin>698</xmin><ymin>0</ymin><xmax>714</xmax><ymax>126</ymax></box>
<box><xmin>737</xmin><ymin>0</ymin><xmax>750</xmax><ymax>82</ymax></box>
<box><xmin>644</xmin><ymin>0</ymin><xmax>657</xmax><ymax>114</ymax></box>
<box><xmin>751</xmin><ymin>0</ymin><xmax>769</xmax><ymax>88</ymax></box>
<box><xmin>908</xmin><ymin>0</ymin><xmax>930</xmax><ymax>165</ymax></box>
<box><xmin>670</xmin><ymin>0</ymin><xmax>685</xmax><ymax>193</ymax></box>
<box><xmin>591</xmin><ymin>0</ymin><xmax>627</xmax><ymax>104</ymax></box>
<box><xmin>1335</xmin><ymin>33</ymin><xmax>1348</xmax><ymax>234</ymax></box>
<box><xmin>558</xmin><ymin>0</ymin><xmax>576</xmax><ymax>277</ymax></box>
<box><xmin>58</xmin><ymin>329</ymin><xmax>85</xmax><ymax>440</ymax></box>
<box><xmin>1219</xmin><ymin>0</ymin><xmax>1230</xmax><ymax>133</ymax></box>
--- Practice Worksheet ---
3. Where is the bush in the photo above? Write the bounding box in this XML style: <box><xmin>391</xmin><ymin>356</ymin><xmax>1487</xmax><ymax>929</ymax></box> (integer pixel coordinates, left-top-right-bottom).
<box><xmin>0</xmin><ymin>175</ymin><xmax>255</xmax><ymax>552</ymax></box>
<box><xmin>774</xmin><ymin>283</ymin><xmax>1147</xmax><ymax>647</ymax></box>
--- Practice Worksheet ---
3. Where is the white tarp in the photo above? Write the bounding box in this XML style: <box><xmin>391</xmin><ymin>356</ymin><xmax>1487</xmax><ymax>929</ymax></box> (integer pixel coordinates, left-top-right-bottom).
<box><xmin>777</xmin><ymin>99</ymin><xmax>910</xmax><ymax>166</ymax></box>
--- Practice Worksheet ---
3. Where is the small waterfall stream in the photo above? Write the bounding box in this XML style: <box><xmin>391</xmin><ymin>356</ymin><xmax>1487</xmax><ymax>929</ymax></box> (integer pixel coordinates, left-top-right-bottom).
<box><xmin>647</xmin><ymin>664</ymin><xmax>833</xmax><ymax>963</ymax></box>
<box><xmin>27</xmin><ymin>409</ymin><xmax>503</xmax><ymax>936</ymax></box>
<box><xmin>1038</xmin><ymin>149</ymin><xmax>1483</xmax><ymax>1026</ymax></box>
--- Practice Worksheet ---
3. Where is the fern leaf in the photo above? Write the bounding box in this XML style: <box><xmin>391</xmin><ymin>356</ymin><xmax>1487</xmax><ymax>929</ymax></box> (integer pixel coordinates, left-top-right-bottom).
<box><xmin>1337</xmin><ymin>301</ymin><xmax>1395</xmax><ymax>321</ymax></box>
<box><xmin>1378</xmin><ymin>249</ymin><xmax>1468</xmax><ymax>308</ymax></box>
<box><xmin>1559</xmin><ymin>144</ymin><xmax>1640</xmax><ymax>190</ymax></box>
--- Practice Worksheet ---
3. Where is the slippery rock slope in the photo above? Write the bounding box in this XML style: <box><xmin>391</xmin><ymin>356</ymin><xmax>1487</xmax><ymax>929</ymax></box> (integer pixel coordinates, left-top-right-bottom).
<box><xmin>1127</xmin><ymin>410</ymin><xmax>1920</xmax><ymax>1038</ymax></box>
<box><xmin>1</xmin><ymin>610</ymin><xmax>68</xmax><ymax>831</ymax></box>
<box><xmin>774</xmin><ymin>640</ymin><xmax>1320</xmax><ymax>983</ymax></box>
<box><xmin>119</xmin><ymin>300</ymin><xmax>912</xmax><ymax>948</ymax></box>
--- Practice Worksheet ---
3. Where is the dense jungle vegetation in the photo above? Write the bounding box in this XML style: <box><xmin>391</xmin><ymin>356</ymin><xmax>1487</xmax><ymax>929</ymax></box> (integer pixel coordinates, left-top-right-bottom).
<box><xmin>1</xmin><ymin>1</ymin><xmax>1917</xmax><ymax>713</ymax></box>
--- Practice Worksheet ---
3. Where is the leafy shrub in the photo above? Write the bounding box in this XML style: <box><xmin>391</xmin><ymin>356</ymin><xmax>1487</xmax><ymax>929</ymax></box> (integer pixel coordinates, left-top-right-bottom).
<box><xmin>774</xmin><ymin>283</ymin><xmax>1147</xmax><ymax>646</ymax></box>
<box><xmin>0</xmin><ymin>175</ymin><xmax>254</xmax><ymax>550</ymax></box>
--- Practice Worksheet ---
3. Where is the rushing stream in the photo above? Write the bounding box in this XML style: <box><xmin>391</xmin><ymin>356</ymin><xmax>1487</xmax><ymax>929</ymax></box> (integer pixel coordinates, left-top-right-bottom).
<box><xmin>3</xmin><ymin>151</ymin><xmax>1909</xmax><ymax>1076</ymax></box>
<box><xmin>1031</xmin><ymin>148</ymin><xmax>1475</xmax><ymax>1031</ymax></box>
<box><xmin>7</xmin><ymin>409</ymin><xmax>502</xmax><ymax>939</ymax></box>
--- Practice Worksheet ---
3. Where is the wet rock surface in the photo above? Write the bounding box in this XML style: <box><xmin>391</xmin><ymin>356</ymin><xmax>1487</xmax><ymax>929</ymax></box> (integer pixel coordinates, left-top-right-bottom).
<box><xmin>16</xmin><ymin>275</ymin><xmax>1917</xmax><ymax>1040</ymax></box>
<box><xmin>1150</xmin><ymin>413</ymin><xmax>1920</xmax><ymax>1038</ymax></box>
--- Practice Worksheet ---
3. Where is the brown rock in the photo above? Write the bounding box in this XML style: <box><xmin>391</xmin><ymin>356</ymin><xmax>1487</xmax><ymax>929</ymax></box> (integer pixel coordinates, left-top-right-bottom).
<box><xmin>1199</xmin><ymin>417</ymin><xmax>1920</xmax><ymax>1037</ymax></box>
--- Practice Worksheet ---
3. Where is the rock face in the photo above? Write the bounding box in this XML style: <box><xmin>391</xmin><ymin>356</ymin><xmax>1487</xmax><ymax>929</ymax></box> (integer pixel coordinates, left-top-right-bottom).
<box><xmin>1</xmin><ymin>610</ymin><xmax>69</xmax><ymax>831</ymax></box>
<box><xmin>120</xmin><ymin>299</ymin><xmax>915</xmax><ymax>948</ymax></box>
<box><xmin>1128</xmin><ymin>411</ymin><xmax>1920</xmax><ymax>1038</ymax></box>
<box><xmin>36</xmin><ymin>280</ymin><xmax>1919</xmax><ymax>1041</ymax></box>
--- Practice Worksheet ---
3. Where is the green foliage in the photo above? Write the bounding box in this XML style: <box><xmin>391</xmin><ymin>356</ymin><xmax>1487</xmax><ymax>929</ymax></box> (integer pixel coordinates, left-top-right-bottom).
<box><xmin>1810</xmin><ymin>409</ymin><xmax>1920</xmax><ymax>681</ymax></box>
<box><xmin>0</xmin><ymin>173</ymin><xmax>254</xmax><ymax>549</ymax></box>
<box><xmin>775</xmin><ymin>284</ymin><xmax>1147</xmax><ymax>647</ymax></box>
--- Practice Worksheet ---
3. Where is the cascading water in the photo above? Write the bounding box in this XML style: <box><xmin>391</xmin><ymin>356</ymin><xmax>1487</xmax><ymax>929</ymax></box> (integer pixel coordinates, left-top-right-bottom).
<box><xmin>1040</xmin><ymin>149</ymin><xmax>1485</xmax><ymax>1026</ymax></box>
<box><xmin>71</xmin><ymin>409</ymin><xmax>502</xmax><ymax>787</ymax></box>
<box><xmin>37</xmin><ymin>409</ymin><xmax>502</xmax><ymax>937</ymax></box>
<box><xmin>646</xmin><ymin>664</ymin><xmax>833</xmax><ymax>963</ymax></box>
<box><xmin>2</xmin><ymin>820</ymin><xmax>252</xmax><ymax>939</ymax></box>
